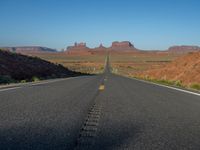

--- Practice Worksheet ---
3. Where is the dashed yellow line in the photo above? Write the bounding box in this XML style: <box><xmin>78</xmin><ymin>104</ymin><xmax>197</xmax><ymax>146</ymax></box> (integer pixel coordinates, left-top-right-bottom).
<box><xmin>99</xmin><ymin>85</ymin><xmax>105</xmax><ymax>91</ymax></box>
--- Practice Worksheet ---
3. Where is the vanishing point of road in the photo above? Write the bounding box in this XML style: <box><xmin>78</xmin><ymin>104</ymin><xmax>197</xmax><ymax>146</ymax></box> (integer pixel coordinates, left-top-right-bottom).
<box><xmin>0</xmin><ymin>56</ymin><xmax>200</xmax><ymax>150</ymax></box>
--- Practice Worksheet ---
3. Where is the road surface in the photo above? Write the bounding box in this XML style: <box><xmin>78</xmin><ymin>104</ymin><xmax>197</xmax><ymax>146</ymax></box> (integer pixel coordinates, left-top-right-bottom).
<box><xmin>0</xmin><ymin>56</ymin><xmax>200</xmax><ymax>150</ymax></box>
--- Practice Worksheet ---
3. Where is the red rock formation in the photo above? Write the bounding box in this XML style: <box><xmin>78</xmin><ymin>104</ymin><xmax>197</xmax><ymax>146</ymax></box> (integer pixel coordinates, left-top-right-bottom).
<box><xmin>65</xmin><ymin>41</ymin><xmax>139</xmax><ymax>54</ymax></box>
<box><xmin>110</xmin><ymin>41</ymin><xmax>138</xmax><ymax>51</ymax></box>
<box><xmin>66</xmin><ymin>42</ymin><xmax>91</xmax><ymax>55</ymax></box>
<box><xmin>75</xmin><ymin>42</ymin><xmax>86</xmax><ymax>47</ymax></box>
<box><xmin>67</xmin><ymin>42</ymin><xmax>90</xmax><ymax>51</ymax></box>
<box><xmin>112</xmin><ymin>41</ymin><xmax>133</xmax><ymax>47</ymax></box>
<box><xmin>94</xmin><ymin>43</ymin><xmax>107</xmax><ymax>51</ymax></box>
<box><xmin>99</xmin><ymin>43</ymin><xmax>105</xmax><ymax>48</ymax></box>
<box><xmin>168</xmin><ymin>46</ymin><xmax>200</xmax><ymax>53</ymax></box>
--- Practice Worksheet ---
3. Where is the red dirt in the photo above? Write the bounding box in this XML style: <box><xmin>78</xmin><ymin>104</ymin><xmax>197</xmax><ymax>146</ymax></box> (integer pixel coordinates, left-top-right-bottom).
<box><xmin>137</xmin><ymin>52</ymin><xmax>200</xmax><ymax>85</ymax></box>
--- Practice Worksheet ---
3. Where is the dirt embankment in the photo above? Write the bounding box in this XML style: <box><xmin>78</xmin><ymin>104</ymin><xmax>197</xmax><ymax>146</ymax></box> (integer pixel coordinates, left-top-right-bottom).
<box><xmin>137</xmin><ymin>52</ymin><xmax>200</xmax><ymax>86</ymax></box>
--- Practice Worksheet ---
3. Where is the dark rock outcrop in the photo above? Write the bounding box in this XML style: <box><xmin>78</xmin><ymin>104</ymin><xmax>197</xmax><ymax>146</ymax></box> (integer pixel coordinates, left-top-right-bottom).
<box><xmin>0</xmin><ymin>49</ymin><xmax>82</xmax><ymax>83</ymax></box>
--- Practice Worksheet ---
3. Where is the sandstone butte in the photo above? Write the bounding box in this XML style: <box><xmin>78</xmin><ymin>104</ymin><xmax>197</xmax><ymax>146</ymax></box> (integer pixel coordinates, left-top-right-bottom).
<box><xmin>66</xmin><ymin>41</ymin><xmax>138</xmax><ymax>52</ymax></box>
<box><xmin>1</xmin><ymin>43</ymin><xmax>200</xmax><ymax>54</ymax></box>
<box><xmin>65</xmin><ymin>42</ymin><xmax>91</xmax><ymax>55</ymax></box>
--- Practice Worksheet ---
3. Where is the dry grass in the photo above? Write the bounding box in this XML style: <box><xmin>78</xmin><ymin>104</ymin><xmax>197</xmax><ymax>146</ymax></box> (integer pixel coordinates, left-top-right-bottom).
<box><xmin>110</xmin><ymin>51</ymin><xmax>181</xmax><ymax>76</ymax></box>
<box><xmin>27</xmin><ymin>52</ymin><xmax>106</xmax><ymax>74</ymax></box>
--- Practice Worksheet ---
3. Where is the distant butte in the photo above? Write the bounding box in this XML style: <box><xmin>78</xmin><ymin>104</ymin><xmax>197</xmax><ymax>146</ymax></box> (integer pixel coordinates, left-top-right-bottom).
<box><xmin>65</xmin><ymin>41</ymin><xmax>138</xmax><ymax>52</ymax></box>
<box><xmin>65</xmin><ymin>42</ymin><xmax>91</xmax><ymax>55</ymax></box>
<box><xmin>67</xmin><ymin>42</ymin><xmax>90</xmax><ymax>51</ymax></box>
<box><xmin>167</xmin><ymin>45</ymin><xmax>200</xmax><ymax>53</ymax></box>
<box><xmin>110</xmin><ymin>41</ymin><xmax>138</xmax><ymax>51</ymax></box>
<box><xmin>2</xmin><ymin>42</ymin><xmax>199</xmax><ymax>55</ymax></box>
<box><xmin>99</xmin><ymin>43</ymin><xmax>105</xmax><ymax>49</ymax></box>
<box><xmin>111</xmin><ymin>41</ymin><xmax>134</xmax><ymax>48</ymax></box>
<box><xmin>93</xmin><ymin>43</ymin><xmax>107</xmax><ymax>51</ymax></box>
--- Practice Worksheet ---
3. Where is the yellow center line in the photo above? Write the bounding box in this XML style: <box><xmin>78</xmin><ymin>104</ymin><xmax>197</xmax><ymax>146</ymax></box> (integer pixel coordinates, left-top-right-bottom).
<box><xmin>99</xmin><ymin>85</ymin><xmax>105</xmax><ymax>91</ymax></box>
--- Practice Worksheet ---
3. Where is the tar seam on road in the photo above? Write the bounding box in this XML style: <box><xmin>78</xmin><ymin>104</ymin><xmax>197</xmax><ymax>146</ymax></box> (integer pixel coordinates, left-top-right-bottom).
<box><xmin>74</xmin><ymin>78</ymin><xmax>105</xmax><ymax>150</ymax></box>
<box><xmin>74</xmin><ymin>103</ymin><xmax>102</xmax><ymax>150</ymax></box>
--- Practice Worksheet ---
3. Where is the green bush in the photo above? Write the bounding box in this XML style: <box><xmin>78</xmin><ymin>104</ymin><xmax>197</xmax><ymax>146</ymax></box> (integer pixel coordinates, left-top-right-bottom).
<box><xmin>0</xmin><ymin>75</ymin><xmax>15</xmax><ymax>84</ymax></box>
<box><xmin>20</xmin><ymin>80</ymin><xmax>27</xmax><ymax>83</ymax></box>
<box><xmin>174</xmin><ymin>80</ymin><xmax>182</xmax><ymax>87</ymax></box>
<box><xmin>190</xmin><ymin>84</ymin><xmax>200</xmax><ymax>90</ymax></box>
<box><xmin>31</xmin><ymin>76</ymin><xmax>40</xmax><ymax>82</ymax></box>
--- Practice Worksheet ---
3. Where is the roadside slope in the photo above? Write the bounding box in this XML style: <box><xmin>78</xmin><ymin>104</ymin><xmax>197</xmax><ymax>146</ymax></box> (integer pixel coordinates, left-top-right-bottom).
<box><xmin>136</xmin><ymin>52</ymin><xmax>200</xmax><ymax>88</ymax></box>
<box><xmin>0</xmin><ymin>49</ymin><xmax>82</xmax><ymax>84</ymax></box>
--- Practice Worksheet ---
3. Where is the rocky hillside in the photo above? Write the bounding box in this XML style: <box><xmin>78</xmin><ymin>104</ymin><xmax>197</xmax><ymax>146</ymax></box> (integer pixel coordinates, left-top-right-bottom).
<box><xmin>137</xmin><ymin>52</ymin><xmax>200</xmax><ymax>87</ymax></box>
<box><xmin>0</xmin><ymin>49</ymin><xmax>82</xmax><ymax>84</ymax></box>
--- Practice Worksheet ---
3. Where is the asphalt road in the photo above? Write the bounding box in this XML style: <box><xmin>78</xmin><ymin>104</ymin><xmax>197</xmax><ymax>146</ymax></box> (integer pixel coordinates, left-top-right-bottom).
<box><xmin>0</xmin><ymin>57</ymin><xmax>200</xmax><ymax>150</ymax></box>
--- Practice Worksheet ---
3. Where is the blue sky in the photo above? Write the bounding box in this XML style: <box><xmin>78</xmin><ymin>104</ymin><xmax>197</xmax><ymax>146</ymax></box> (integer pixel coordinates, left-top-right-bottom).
<box><xmin>0</xmin><ymin>0</ymin><xmax>200</xmax><ymax>50</ymax></box>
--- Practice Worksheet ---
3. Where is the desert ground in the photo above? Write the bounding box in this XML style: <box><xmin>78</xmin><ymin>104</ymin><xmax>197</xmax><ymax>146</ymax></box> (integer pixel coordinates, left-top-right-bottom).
<box><xmin>110</xmin><ymin>51</ymin><xmax>180</xmax><ymax>76</ymax></box>
<box><xmin>110</xmin><ymin>51</ymin><xmax>200</xmax><ymax>90</ymax></box>
<box><xmin>4</xmin><ymin>43</ymin><xmax>199</xmax><ymax>91</ymax></box>
<box><xmin>24</xmin><ymin>52</ymin><xmax>106</xmax><ymax>74</ymax></box>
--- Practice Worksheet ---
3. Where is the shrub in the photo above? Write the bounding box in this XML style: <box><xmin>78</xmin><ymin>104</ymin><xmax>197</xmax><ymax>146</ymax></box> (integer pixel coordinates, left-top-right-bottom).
<box><xmin>0</xmin><ymin>75</ymin><xmax>15</xmax><ymax>84</ymax></box>
<box><xmin>190</xmin><ymin>84</ymin><xmax>200</xmax><ymax>90</ymax></box>
<box><xmin>20</xmin><ymin>80</ymin><xmax>27</xmax><ymax>83</ymax></box>
<box><xmin>31</xmin><ymin>76</ymin><xmax>40</xmax><ymax>82</ymax></box>
<box><xmin>174</xmin><ymin>80</ymin><xmax>182</xmax><ymax>87</ymax></box>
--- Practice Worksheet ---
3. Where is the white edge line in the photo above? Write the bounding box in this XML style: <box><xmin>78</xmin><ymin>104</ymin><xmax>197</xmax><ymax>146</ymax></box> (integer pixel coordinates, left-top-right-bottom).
<box><xmin>124</xmin><ymin>76</ymin><xmax>200</xmax><ymax>97</ymax></box>
<box><xmin>0</xmin><ymin>87</ymin><xmax>21</xmax><ymax>92</ymax></box>
<box><xmin>0</xmin><ymin>76</ymin><xmax>80</xmax><ymax>92</ymax></box>
<box><xmin>30</xmin><ymin>76</ymin><xmax>79</xmax><ymax>86</ymax></box>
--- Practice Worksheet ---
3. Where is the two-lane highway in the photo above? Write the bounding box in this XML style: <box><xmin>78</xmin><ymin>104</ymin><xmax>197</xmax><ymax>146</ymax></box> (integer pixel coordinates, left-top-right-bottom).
<box><xmin>0</xmin><ymin>56</ymin><xmax>200</xmax><ymax>150</ymax></box>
